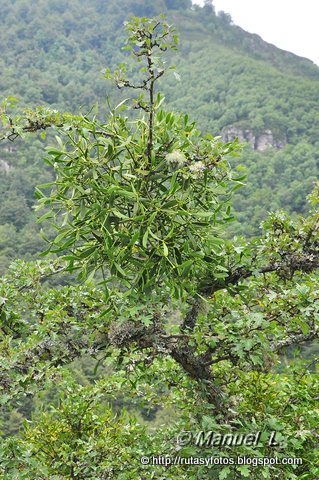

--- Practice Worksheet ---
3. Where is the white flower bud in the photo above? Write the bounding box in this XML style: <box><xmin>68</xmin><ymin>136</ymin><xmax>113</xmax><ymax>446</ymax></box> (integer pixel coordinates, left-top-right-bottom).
<box><xmin>189</xmin><ymin>161</ymin><xmax>205</xmax><ymax>177</ymax></box>
<box><xmin>165</xmin><ymin>150</ymin><xmax>187</xmax><ymax>167</ymax></box>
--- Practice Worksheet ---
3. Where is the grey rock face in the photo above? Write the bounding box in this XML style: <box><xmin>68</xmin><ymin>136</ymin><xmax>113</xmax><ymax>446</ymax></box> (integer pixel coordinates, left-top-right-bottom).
<box><xmin>221</xmin><ymin>126</ymin><xmax>287</xmax><ymax>151</ymax></box>
<box><xmin>0</xmin><ymin>159</ymin><xmax>12</xmax><ymax>172</ymax></box>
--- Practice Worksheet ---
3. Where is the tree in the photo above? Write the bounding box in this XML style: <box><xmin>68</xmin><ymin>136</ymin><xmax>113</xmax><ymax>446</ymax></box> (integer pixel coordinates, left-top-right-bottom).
<box><xmin>165</xmin><ymin>0</ymin><xmax>192</xmax><ymax>10</ymax></box>
<box><xmin>218</xmin><ymin>10</ymin><xmax>232</xmax><ymax>25</ymax></box>
<box><xmin>203</xmin><ymin>0</ymin><xmax>215</xmax><ymax>15</ymax></box>
<box><xmin>0</xmin><ymin>15</ymin><xmax>319</xmax><ymax>480</ymax></box>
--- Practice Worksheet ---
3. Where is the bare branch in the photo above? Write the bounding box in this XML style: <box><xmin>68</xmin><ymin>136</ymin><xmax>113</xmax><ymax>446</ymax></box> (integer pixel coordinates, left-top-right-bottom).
<box><xmin>271</xmin><ymin>330</ymin><xmax>319</xmax><ymax>352</ymax></box>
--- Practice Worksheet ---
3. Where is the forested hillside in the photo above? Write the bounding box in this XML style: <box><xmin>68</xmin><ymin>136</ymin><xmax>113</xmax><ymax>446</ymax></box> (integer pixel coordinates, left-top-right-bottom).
<box><xmin>0</xmin><ymin>0</ymin><xmax>318</xmax><ymax>271</ymax></box>
<box><xmin>1</xmin><ymin>9</ymin><xmax>319</xmax><ymax>479</ymax></box>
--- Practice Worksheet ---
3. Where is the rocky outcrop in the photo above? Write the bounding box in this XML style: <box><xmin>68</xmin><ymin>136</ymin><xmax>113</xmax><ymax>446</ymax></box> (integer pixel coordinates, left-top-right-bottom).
<box><xmin>255</xmin><ymin>130</ymin><xmax>287</xmax><ymax>151</ymax></box>
<box><xmin>222</xmin><ymin>126</ymin><xmax>287</xmax><ymax>151</ymax></box>
<box><xmin>0</xmin><ymin>159</ymin><xmax>12</xmax><ymax>172</ymax></box>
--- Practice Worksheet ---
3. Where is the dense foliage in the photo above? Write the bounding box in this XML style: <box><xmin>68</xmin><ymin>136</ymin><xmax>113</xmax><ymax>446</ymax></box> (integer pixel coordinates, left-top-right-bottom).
<box><xmin>0</xmin><ymin>15</ymin><xmax>319</xmax><ymax>479</ymax></box>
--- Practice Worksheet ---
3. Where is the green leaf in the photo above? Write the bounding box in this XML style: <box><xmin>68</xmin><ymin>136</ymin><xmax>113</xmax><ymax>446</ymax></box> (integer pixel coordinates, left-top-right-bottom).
<box><xmin>179</xmin><ymin>260</ymin><xmax>193</xmax><ymax>277</ymax></box>
<box><xmin>142</xmin><ymin>229</ymin><xmax>149</xmax><ymax>248</ymax></box>
<box><xmin>113</xmin><ymin>262</ymin><xmax>126</xmax><ymax>276</ymax></box>
<box><xmin>219</xmin><ymin>467</ymin><xmax>231</xmax><ymax>479</ymax></box>
<box><xmin>162</xmin><ymin>242</ymin><xmax>168</xmax><ymax>257</ymax></box>
<box><xmin>78</xmin><ymin>246</ymin><xmax>96</xmax><ymax>259</ymax></box>
<box><xmin>36</xmin><ymin>211</ymin><xmax>55</xmax><ymax>223</ymax></box>
<box><xmin>237</xmin><ymin>466</ymin><xmax>250</xmax><ymax>477</ymax></box>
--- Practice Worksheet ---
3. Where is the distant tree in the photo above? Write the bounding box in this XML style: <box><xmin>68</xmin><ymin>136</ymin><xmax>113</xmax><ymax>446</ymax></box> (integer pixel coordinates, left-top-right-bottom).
<box><xmin>0</xmin><ymin>193</ymin><xmax>30</xmax><ymax>230</ymax></box>
<box><xmin>165</xmin><ymin>0</ymin><xmax>192</xmax><ymax>10</ymax></box>
<box><xmin>218</xmin><ymin>9</ymin><xmax>232</xmax><ymax>25</ymax></box>
<box><xmin>203</xmin><ymin>0</ymin><xmax>215</xmax><ymax>14</ymax></box>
